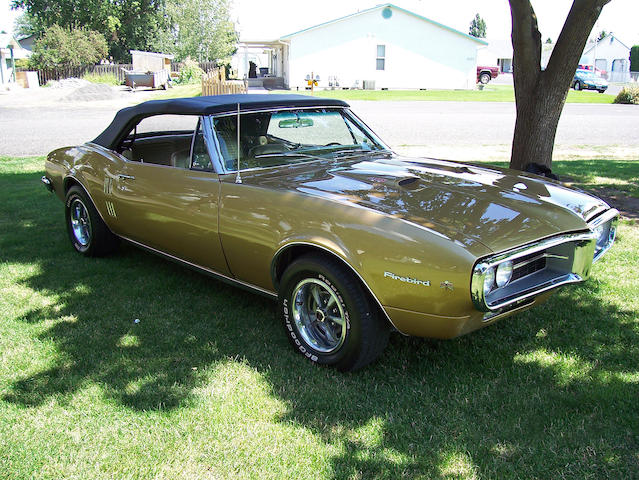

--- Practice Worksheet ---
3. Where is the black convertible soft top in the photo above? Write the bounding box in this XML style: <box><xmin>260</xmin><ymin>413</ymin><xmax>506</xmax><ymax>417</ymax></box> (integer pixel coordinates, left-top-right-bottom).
<box><xmin>91</xmin><ymin>94</ymin><xmax>350</xmax><ymax>149</ymax></box>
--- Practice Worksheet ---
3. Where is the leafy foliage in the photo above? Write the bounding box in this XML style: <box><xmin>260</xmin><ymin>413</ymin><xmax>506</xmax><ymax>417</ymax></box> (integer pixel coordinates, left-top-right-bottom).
<box><xmin>469</xmin><ymin>13</ymin><xmax>487</xmax><ymax>38</ymax></box>
<box><xmin>613</xmin><ymin>85</ymin><xmax>639</xmax><ymax>105</ymax></box>
<box><xmin>12</xmin><ymin>0</ymin><xmax>237</xmax><ymax>64</ymax></box>
<box><xmin>630</xmin><ymin>46</ymin><xmax>639</xmax><ymax>72</ymax></box>
<box><xmin>154</xmin><ymin>0</ymin><xmax>237</xmax><ymax>62</ymax></box>
<box><xmin>12</xmin><ymin>0</ymin><xmax>170</xmax><ymax>62</ymax></box>
<box><xmin>28</xmin><ymin>25</ymin><xmax>108</xmax><ymax>70</ymax></box>
<box><xmin>173</xmin><ymin>58</ymin><xmax>205</xmax><ymax>85</ymax></box>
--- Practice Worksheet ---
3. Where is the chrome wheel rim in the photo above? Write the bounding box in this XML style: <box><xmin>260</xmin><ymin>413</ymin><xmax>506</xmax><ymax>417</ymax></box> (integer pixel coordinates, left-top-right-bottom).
<box><xmin>291</xmin><ymin>278</ymin><xmax>347</xmax><ymax>354</ymax></box>
<box><xmin>70</xmin><ymin>199</ymin><xmax>91</xmax><ymax>247</ymax></box>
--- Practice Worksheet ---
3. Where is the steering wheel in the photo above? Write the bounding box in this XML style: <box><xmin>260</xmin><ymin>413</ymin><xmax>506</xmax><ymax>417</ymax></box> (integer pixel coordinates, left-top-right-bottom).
<box><xmin>324</xmin><ymin>142</ymin><xmax>341</xmax><ymax>146</ymax></box>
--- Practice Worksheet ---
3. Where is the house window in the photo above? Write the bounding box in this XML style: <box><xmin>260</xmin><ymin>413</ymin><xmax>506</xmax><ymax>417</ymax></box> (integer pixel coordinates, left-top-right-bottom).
<box><xmin>376</xmin><ymin>45</ymin><xmax>385</xmax><ymax>71</ymax></box>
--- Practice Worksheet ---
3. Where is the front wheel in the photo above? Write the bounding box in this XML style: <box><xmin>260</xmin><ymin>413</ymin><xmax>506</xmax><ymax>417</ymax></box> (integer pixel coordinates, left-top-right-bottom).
<box><xmin>479</xmin><ymin>73</ymin><xmax>491</xmax><ymax>85</ymax></box>
<box><xmin>279</xmin><ymin>254</ymin><xmax>389</xmax><ymax>371</ymax></box>
<box><xmin>65</xmin><ymin>186</ymin><xmax>119</xmax><ymax>256</ymax></box>
<box><xmin>574</xmin><ymin>81</ymin><xmax>581</xmax><ymax>91</ymax></box>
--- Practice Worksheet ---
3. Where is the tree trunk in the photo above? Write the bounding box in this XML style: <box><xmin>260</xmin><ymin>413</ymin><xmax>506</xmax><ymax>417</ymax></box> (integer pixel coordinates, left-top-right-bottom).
<box><xmin>508</xmin><ymin>0</ymin><xmax>611</xmax><ymax>171</ymax></box>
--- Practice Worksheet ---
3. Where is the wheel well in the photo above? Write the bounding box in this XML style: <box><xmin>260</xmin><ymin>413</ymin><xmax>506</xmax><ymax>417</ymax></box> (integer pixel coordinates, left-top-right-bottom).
<box><xmin>271</xmin><ymin>244</ymin><xmax>396</xmax><ymax>330</ymax></box>
<box><xmin>63</xmin><ymin>176</ymin><xmax>82</xmax><ymax>193</ymax></box>
<box><xmin>271</xmin><ymin>244</ymin><xmax>326</xmax><ymax>289</ymax></box>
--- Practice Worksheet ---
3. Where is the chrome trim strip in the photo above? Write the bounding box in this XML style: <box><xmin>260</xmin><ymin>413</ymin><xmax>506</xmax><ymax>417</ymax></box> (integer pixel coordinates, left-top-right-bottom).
<box><xmin>210</xmin><ymin>104</ymin><xmax>349</xmax><ymax>118</ymax></box>
<box><xmin>121</xmin><ymin>236</ymin><xmax>278</xmax><ymax>299</ymax></box>
<box><xmin>481</xmin><ymin>231</ymin><xmax>596</xmax><ymax>268</ymax></box>
<box><xmin>584</xmin><ymin>204</ymin><xmax>610</xmax><ymax>222</ymax></box>
<box><xmin>270</xmin><ymin>241</ymin><xmax>402</xmax><ymax>333</ymax></box>
<box><xmin>587</xmin><ymin>208</ymin><xmax>619</xmax><ymax>229</ymax></box>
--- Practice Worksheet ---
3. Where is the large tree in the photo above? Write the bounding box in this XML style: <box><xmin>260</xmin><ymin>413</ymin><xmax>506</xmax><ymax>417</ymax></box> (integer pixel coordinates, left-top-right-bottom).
<box><xmin>508</xmin><ymin>0</ymin><xmax>611</xmax><ymax>171</ymax></box>
<box><xmin>155</xmin><ymin>0</ymin><xmax>237</xmax><ymax>62</ymax></box>
<box><xmin>11</xmin><ymin>0</ymin><xmax>169</xmax><ymax>62</ymax></box>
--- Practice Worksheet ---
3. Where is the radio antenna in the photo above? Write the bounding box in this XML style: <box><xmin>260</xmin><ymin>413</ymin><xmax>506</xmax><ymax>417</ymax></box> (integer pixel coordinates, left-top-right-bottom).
<box><xmin>235</xmin><ymin>102</ymin><xmax>242</xmax><ymax>184</ymax></box>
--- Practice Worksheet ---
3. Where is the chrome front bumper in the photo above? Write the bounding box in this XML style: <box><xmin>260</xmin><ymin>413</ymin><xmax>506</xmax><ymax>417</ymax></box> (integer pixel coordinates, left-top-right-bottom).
<box><xmin>471</xmin><ymin>209</ymin><xmax>619</xmax><ymax>313</ymax></box>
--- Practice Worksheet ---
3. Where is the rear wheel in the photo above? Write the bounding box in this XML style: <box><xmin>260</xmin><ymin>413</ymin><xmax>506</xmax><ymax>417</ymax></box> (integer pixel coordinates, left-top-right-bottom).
<box><xmin>65</xmin><ymin>186</ymin><xmax>119</xmax><ymax>256</ymax></box>
<box><xmin>479</xmin><ymin>73</ymin><xmax>491</xmax><ymax>85</ymax></box>
<box><xmin>278</xmin><ymin>254</ymin><xmax>389</xmax><ymax>371</ymax></box>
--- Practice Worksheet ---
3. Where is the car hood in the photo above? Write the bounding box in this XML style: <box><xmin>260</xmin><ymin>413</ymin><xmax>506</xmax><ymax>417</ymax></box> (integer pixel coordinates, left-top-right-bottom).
<box><xmin>254</xmin><ymin>154</ymin><xmax>609</xmax><ymax>254</ymax></box>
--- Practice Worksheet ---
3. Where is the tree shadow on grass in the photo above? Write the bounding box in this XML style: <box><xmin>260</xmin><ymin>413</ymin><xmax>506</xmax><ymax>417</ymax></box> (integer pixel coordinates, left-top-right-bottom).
<box><xmin>2</xmin><ymin>166</ymin><xmax>638</xmax><ymax>478</ymax></box>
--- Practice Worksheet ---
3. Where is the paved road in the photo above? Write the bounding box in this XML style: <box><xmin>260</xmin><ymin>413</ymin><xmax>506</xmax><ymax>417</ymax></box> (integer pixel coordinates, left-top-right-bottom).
<box><xmin>1</xmin><ymin>98</ymin><xmax>638</xmax><ymax>157</ymax></box>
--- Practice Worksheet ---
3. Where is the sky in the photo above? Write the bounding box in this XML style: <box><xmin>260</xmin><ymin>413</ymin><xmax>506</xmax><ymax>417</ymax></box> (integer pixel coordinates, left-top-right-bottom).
<box><xmin>2</xmin><ymin>0</ymin><xmax>638</xmax><ymax>46</ymax></box>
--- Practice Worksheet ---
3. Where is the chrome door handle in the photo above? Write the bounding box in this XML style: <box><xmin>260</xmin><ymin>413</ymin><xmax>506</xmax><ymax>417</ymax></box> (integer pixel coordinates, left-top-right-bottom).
<box><xmin>118</xmin><ymin>174</ymin><xmax>135</xmax><ymax>180</ymax></box>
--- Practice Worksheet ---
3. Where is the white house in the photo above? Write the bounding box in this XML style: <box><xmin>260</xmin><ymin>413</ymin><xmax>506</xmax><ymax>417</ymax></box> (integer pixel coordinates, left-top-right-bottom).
<box><xmin>1</xmin><ymin>33</ymin><xmax>21</xmax><ymax>86</ymax></box>
<box><xmin>580</xmin><ymin>34</ymin><xmax>631</xmax><ymax>82</ymax></box>
<box><xmin>234</xmin><ymin>4</ymin><xmax>487</xmax><ymax>90</ymax></box>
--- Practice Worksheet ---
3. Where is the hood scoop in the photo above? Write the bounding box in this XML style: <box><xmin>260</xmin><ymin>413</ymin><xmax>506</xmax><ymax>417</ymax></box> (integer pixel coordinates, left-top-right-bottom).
<box><xmin>397</xmin><ymin>176</ymin><xmax>423</xmax><ymax>191</ymax></box>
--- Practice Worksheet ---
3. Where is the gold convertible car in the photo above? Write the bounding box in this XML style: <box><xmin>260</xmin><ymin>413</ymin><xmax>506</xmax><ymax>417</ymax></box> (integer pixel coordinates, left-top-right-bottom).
<box><xmin>43</xmin><ymin>94</ymin><xmax>618</xmax><ymax>371</ymax></box>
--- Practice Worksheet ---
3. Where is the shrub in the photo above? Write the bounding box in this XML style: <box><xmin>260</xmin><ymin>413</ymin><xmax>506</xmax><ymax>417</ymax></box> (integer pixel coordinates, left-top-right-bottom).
<box><xmin>630</xmin><ymin>46</ymin><xmax>639</xmax><ymax>72</ymax></box>
<box><xmin>174</xmin><ymin>58</ymin><xmax>205</xmax><ymax>85</ymax></box>
<box><xmin>613</xmin><ymin>85</ymin><xmax>639</xmax><ymax>105</ymax></box>
<box><xmin>29</xmin><ymin>25</ymin><xmax>108</xmax><ymax>70</ymax></box>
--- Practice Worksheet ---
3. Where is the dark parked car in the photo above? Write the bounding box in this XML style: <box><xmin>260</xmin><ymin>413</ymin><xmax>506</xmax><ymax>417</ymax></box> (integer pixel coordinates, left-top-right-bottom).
<box><xmin>573</xmin><ymin>69</ymin><xmax>608</xmax><ymax>93</ymax></box>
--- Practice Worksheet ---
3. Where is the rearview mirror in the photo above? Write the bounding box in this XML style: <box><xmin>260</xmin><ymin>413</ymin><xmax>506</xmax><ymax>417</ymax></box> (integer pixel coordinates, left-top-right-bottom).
<box><xmin>278</xmin><ymin>117</ymin><xmax>314</xmax><ymax>128</ymax></box>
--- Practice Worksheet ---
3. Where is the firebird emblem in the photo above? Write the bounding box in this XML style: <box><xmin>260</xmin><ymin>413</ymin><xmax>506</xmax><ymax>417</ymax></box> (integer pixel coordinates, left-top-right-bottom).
<box><xmin>384</xmin><ymin>271</ymin><xmax>430</xmax><ymax>287</ymax></box>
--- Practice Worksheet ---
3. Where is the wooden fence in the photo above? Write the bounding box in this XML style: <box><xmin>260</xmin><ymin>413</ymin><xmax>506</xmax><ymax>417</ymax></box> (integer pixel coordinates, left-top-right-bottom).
<box><xmin>21</xmin><ymin>61</ymin><xmax>219</xmax><ymax>86</ymax></box>
<box><xmin>202</xmin><ymin>67</ymin><xmax>247</xmax><ymax>96</ymax></box>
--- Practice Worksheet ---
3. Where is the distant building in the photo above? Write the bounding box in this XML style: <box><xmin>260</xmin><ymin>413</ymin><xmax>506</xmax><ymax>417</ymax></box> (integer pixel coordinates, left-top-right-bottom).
<box><xmin>580</xmin><ymin>34</ymin><xmax>631</xmax><ymax>82</ymax></box>
<box><xmin>234</xmin><ymin>3</ymin><xmax>487</xmax><ymax>90</ymax></box>
<box><xmin>1</xmin><ymin>33</ymin><xmax>27</xmax><ymax>86</ymax></box>
<box><xmin>477</xmin><ymin>38</ymin><xmax>512</xmax><ymax>73</ymax></box>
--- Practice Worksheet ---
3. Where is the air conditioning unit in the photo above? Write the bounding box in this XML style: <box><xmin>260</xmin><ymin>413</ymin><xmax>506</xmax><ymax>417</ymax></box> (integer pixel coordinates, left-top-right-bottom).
<box><xmin>362</xmin><ymin>80</ymin><xmax>375</xmax><ymax>90</ymax></box>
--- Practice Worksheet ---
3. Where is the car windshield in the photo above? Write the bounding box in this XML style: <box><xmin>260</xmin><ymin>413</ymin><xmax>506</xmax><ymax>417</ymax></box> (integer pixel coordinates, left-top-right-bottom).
<box><xmin>578</xmin><ymin>71</ymin><xmax>597</xmax><ymax>79</ymax></box>
<box><xmin>211</xmin><ymin>108</ymin><xmax>388</xmax><ymax>171</ymax></box>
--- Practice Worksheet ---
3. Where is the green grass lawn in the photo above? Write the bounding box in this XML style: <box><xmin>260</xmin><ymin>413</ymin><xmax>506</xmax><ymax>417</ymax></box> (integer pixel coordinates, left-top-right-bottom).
<box><xmin>1</xmin><ymin>156</ymin><xmax>637</xmax><ymax>479</ymax></box>
<box><xmin>155</xmin><ymin>84</ymin><xmax>615</xmax><ymax>104</ymax></box>
<box><xmin>270</xmin><ymin>85</ymin><xmax>614</xmax><ymax>104</ymax></box>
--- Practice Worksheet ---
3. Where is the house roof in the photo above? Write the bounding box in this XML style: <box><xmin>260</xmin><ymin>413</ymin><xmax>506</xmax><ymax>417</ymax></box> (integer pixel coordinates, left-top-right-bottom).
<box><xmin>583</xmin><ymin>34</ymin><xmax>630</xmax><ymax>55</ymax></box>
<box><xmin>92</xmin><ymin>94</ymin><xmax>349</xmax><ymax>149</ymax></box>
<box><xmin>130</xmin><ymin>50</ymin><xmax>175</xmax><ymax>60</ymax></box>
<box><xmin>0</xmin><ymin>33</ymin><xmax>20</xmax><ymax>50</ymax></box>
<box><xmin>280</xmin><ymin>3</ymin><xmax>487</xmax><ymax>45</ymax></box>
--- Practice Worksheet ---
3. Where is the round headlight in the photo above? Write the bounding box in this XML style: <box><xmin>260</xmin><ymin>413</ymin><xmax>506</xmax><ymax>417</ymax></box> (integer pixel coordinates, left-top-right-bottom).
<box><xmin>496</xmin><ymin>261</ymin><xmax>513</xmax><ymax>288</ymax></box>
<box><xmin>483</xmin><ymin>267</ymin><xmax>495</xmax><ymax>295</ymax></box>
<box><xmin>608</xmin><ymin>224</ymin><xmax>617</xmax><ymax>244</ymax></box>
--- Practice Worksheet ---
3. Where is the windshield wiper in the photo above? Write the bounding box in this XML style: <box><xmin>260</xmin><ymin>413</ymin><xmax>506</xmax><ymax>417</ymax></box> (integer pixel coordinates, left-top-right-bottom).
<box><xmin>254</xmin><ymin>151</ymin><xmax>324</xmax><ymax>160</ymax></box>
<box><xmin>331</xmin><ymin>148</ymin><xmax>390</xmax><ymax>158</ymax></box>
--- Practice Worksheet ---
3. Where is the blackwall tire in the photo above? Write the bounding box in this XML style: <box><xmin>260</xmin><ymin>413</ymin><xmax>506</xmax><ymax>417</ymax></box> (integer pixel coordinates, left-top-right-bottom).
<box><xmin>278</xmin><ymin>253</ymin><xmax>389</xmax><ymax>371</ymax></box>
<box><xmin>479</xmin><ymin>73</ymin><xmax>491</xmax><ymax>85</ymax></box>
<box><xmin>574</xmin><ymin>82</ymin><xmax>581</xmax><ymax>91</ymax></box>
<box><xmin>65</xmin><ymin>186</ymin><xmax>119</xmax><ymax>257</ymax></box>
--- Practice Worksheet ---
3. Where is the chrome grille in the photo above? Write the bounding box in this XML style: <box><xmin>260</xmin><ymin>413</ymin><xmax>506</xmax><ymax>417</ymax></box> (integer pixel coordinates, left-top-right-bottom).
<box><xmin>512</xmin><ymin>252</ymin><xmax>547</xmax><ymax>282</ymax></box>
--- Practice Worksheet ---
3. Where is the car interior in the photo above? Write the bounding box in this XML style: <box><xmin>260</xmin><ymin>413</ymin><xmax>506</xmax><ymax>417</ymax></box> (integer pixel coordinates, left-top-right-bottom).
<box><xmin>117</xmin><ymin>114</ymin><xmax>212</xmax><ymax>170</ymax></box>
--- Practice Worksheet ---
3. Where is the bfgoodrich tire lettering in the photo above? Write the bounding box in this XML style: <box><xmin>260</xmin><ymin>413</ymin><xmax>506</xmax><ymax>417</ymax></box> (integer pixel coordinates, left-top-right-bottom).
<box><xmin>65</xmin><ymin>186</ymin><xmax>119</xmax><ymax>257</ymax></box>
<box><xmin>278</xmin><ymin>253</ymin><xmax>389</xmax><ymax>371</ymax></box>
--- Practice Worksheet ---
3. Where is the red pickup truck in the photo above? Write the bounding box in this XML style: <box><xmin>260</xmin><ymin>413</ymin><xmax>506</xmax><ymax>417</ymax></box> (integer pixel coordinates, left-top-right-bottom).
<box><xmin>477</xmin><ymin>66</ymin><xmax>499</xmax><ymax>84</ymax></box>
